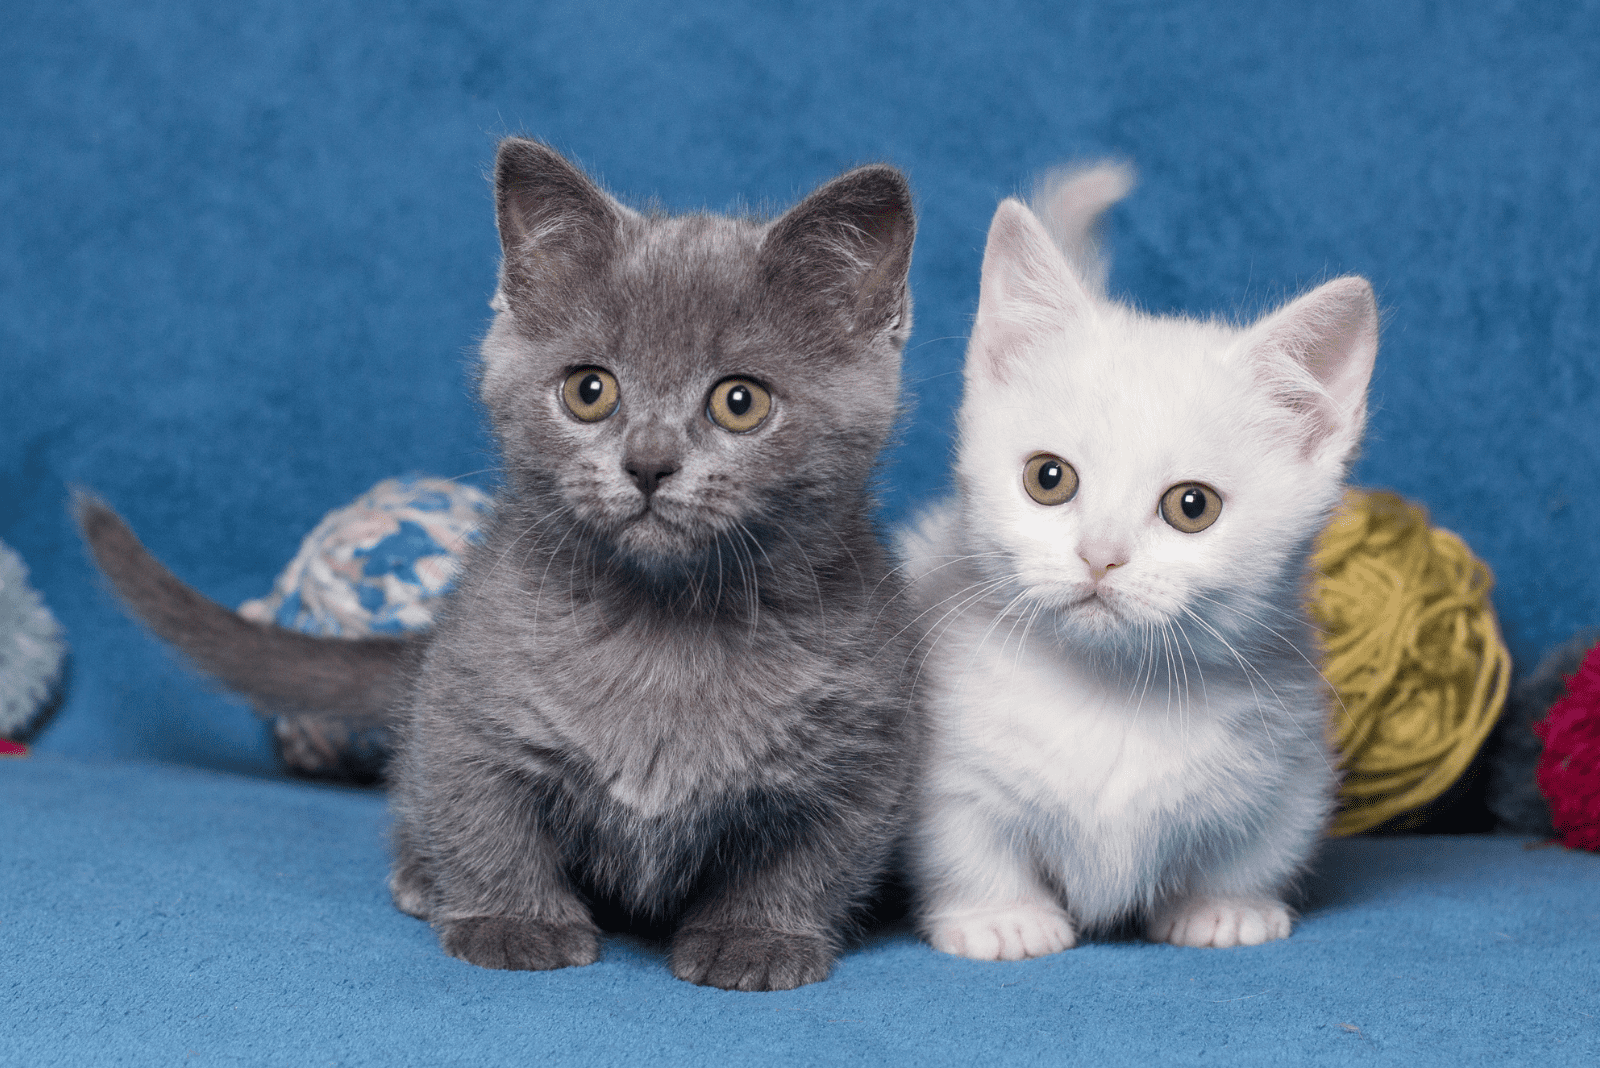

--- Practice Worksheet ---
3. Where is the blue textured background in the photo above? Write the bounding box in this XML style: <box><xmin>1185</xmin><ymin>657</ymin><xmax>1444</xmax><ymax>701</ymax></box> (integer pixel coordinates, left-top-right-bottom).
<box><xmin>4</xmin><ymin>0</ymin><xmax>1599</xmax><ymax>1063</ymax></box>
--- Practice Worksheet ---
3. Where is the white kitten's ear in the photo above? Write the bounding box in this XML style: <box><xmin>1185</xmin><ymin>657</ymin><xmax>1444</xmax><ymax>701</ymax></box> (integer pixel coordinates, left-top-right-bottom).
<box><xmin>1245</xmin><ymin>276</ymin><xmax>1379</xmax><ymax>463</ymax></box>
<box><xmin>970</xmin><ymin>198</ymin><xmax>1095</xmax><ymax>382</ymax></box>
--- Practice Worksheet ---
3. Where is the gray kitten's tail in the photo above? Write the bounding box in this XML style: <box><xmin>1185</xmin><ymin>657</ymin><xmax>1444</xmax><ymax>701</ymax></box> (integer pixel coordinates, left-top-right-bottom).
<box><xmin>1029</xmin><ymin>160</ymin><xmax>1136</xmax><ymax>296</ymax></box>
<box><xmin>75</xmin><ymin>492</ymin><xmax>417</xmax><ymax>726</ymax></box>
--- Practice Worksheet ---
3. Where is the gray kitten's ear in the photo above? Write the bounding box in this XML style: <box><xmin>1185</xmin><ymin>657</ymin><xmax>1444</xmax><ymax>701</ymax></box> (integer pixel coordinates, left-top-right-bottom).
<box><xmin>759</xmin><ymin>165</ymin><xmax>916</xmax><ymax>337</ymax></box>
<box><xmin>969</xmin><ymin>198</ymin><xmax>1094</xmax><ymax>383</ymax></box>
<box><xmin>1245</xmin><ymin>276</ymin><xmax>1379</xmax><ymax>463</ymax></box>
<box><xmin>494</xmin><ymin>139</ymin><xmax>628</xmax><ymax>323</ymax></box>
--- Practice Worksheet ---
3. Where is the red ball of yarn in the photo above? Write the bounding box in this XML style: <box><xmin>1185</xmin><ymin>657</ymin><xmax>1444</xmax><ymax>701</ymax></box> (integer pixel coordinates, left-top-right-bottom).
<box><xmin>1535</xmin><ymin>641</ymin><xmax>1600</xmax><ymax>850</ymax></box>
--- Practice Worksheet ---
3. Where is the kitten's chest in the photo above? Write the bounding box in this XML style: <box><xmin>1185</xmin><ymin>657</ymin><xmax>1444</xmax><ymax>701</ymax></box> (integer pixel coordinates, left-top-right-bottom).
<box><xmin>528</xmin><ymin>615</ymin><xmax>830</xmax><ymax>816</ymax></box>
<box><xmin>943</xmin><ymin>644</ymin><xmax>1247</xmax><ymax>823</ymax></box>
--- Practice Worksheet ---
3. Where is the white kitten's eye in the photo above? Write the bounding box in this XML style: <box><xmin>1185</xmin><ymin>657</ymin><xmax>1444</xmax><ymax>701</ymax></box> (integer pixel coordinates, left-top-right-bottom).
<box><xmin>562</xmin><ymin>368</ymin><xmax>620</xmax><ymax>422</ymax></box>
<box><xmin>707</xmin><ymin>377</ymin><xmax>772</xmax><ymax>433</ymax></box>
<box><xmin>1160</xmin><ymin>482</ymin><xmax>1222</xmax><ymax>533</ymax></box>
<box><xmin>1023</xmin><ymin>453</ymin><xmax>1078</xmax><ymax>506</ymax></box>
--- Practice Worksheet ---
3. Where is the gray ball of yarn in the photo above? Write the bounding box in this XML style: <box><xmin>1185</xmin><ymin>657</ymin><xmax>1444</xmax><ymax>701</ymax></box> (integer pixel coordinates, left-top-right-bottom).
<box><xmin>0</xmin><ymin>540</ymin><xmax>68</xmax><ymax>740</ymax></box>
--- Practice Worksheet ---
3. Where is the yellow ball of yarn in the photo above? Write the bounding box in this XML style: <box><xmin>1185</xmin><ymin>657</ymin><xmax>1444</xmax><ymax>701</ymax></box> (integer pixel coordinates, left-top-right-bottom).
<box><xmin>1311</xmin><ymin>489</ymin><xmax>1511</xmax><ymax>836</ymax></box>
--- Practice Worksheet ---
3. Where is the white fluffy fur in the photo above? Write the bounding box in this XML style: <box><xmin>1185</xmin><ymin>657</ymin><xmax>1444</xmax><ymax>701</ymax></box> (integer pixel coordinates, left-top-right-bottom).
<box><xmin>899</xmin><ymin>165</ymin><xmax>1378</xmax><ymax>959</ymax></box>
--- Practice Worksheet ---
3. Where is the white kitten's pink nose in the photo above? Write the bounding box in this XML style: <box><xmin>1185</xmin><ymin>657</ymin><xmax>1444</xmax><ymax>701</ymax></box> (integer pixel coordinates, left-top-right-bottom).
<box><xmin>1079</xmin><ymin>543</ymin><xmax>1128</xmax><ymax>581</ymax></box>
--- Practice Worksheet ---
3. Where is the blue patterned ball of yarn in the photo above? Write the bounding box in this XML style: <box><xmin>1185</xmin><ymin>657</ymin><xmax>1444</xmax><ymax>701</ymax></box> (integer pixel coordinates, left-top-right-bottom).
<box><xmin>239</xmin><ymin>476</ymin><xmax>492</xmax><ymax>637</ymax></box>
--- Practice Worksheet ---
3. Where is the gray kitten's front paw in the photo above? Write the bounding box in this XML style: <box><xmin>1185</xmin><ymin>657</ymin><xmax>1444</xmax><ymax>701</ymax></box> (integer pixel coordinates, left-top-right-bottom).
<box><xmin>670</xmin><ymin>926</ymin><xmax>833</xmax><ymax>991</ymax></box>
<box><xmin>438</xmin><ymin>916</ymin><xmax>600</xmax><ymax>971</ymax></box>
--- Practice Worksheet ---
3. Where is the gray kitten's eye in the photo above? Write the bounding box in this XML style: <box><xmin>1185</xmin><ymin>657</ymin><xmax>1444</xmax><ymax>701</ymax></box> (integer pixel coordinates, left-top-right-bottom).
<box><xmin>1160</xmin><ymin>482</ymin><xmax>1222</xmax><ymax>533</ymax></box>
<box><xmin>562</xmin><ymin>368</ymin><xmax>619</xmax><ymax>422</ymax></box>
<box><xmin>707</xmin><ymin>377</ymin><xmax>771</xmax><ymax>433</ymax></box>
<box><xmin>1023</xmin><ymin>453</ymin><xmax>1078</xmax><ymax>506</ymax></box>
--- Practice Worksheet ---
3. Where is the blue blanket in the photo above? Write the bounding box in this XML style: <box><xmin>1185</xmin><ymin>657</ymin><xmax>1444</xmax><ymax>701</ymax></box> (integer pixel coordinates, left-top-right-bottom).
<box><xmin>4</xmin><ymin>0</ymin><xmax>1599</xmax><ymax>1062</ymax></box>
<box><xmin>7</xmin><ymin>755</ymin><xmax>1598</xmax><ymax>1067</ymax></box>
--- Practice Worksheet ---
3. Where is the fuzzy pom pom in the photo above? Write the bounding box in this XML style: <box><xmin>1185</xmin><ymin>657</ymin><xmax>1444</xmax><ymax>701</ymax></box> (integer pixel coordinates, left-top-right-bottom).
<box><xmin>1534</xmin><ymin>641</ymin><xmax>1600</xmax><ymax>851</ymax></box>
<box><xmin>0</xmin><ymin>539</ymin><xmax>68</xmax><ymax>741</ymax></box>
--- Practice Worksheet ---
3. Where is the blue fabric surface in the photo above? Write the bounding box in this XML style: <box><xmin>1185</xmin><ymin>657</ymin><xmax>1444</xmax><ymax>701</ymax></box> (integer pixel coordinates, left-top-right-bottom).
<box><xmin>5</xmin><ymin>0</ymin><xmax>1600</xmax><ymax>1062</ymax></box>
<box><xmin>5</xmin><ymin>755</ymin><xmax>1598</xmax><ymax>1067</ymax></box>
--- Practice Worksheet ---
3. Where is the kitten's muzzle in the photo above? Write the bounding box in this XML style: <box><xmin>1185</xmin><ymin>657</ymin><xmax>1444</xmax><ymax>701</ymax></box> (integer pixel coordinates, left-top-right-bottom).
<box><xmin>625</xmin><ymin>457</ymin><xmax>679</xmax><ymax>497</ymax></box>
<box><xmin>623</xmin><ymin>426</ymin><xmax>683</xmax><ymax>499</ymax></box>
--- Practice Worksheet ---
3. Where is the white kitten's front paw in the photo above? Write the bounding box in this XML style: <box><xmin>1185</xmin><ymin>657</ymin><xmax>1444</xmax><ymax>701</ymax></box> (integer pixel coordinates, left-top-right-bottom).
<box><xmin>925</xmin><ymin>904</ymin><xmax>1077</xmax><ymax>961</ymax></box>
<box><xmin>1147</xmin><ymin>896</ymin><xmax>1292</xmax><ymax>948</ymax></box>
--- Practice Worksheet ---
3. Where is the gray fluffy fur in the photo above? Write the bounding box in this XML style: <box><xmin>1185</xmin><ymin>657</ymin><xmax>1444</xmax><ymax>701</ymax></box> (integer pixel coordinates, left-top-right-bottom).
<box><xmin>1484</xmin><ymin>629</ymin><xmax>1600</xmax><ymax>835</ymax></box>
<box><xmin>0</xmin><ymin>540</ymin><xmax>67</xmax><ymax>740</ymax></box>
<box><xmin>78</xmin><ymin>140</ymin><xmax>925</xmax><ymax>991</ymax></box>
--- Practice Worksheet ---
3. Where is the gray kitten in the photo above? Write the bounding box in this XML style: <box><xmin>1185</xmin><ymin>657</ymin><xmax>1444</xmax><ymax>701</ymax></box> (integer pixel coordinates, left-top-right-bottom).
<box><xmin>78</xmin><ymin>139</ymin><xmax>925</xmax><ymax>991</ymax></box>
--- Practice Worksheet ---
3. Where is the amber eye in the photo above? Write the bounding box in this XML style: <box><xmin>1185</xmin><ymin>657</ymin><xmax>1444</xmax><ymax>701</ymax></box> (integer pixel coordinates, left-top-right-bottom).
<box><xmin>1023</xmin><ymin>453</ymin><xmax>1078</xmax><ymax>506</ymax></box>
<box><xmin>562</xmin><ymin>368</ymin><xmax>619</xmax><ymax>422</ymax></box>
<box><xmin>1160</xmin><ymin>482</ymin><xmax>1223</xmax><ymax>533</ymax></box>
<box><xmin>707</xmin><ymin>377</ymin><xmax>772</xmax><ymax>433</ymax></box>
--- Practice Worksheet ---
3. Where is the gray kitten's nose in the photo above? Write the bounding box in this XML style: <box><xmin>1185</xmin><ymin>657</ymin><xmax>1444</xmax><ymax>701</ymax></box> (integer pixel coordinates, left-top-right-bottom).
<box><xmin>624</xmin><ymin>454</ymin><xmax>679</xmax><ymax>497</ymax></box>
<box><xmin>623</xmin><ymin>425</ymin><xmax>683</xmax><ymax>498</ymax></box>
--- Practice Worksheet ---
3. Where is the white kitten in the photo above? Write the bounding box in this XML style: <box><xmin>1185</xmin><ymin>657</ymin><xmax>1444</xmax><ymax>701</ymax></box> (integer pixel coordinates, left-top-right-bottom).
<box><xmin>899</xmin><ymin>164</ymin><xmax>1377</xmax><ymax>959</ymax></box>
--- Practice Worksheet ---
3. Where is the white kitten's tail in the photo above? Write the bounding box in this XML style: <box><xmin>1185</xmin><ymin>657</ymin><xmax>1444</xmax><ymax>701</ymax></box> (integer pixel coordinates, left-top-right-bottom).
<box><xmin>1029</xmin><ymin>160</ymin><xmax>1136</xmax><ymax>296</ymax></box>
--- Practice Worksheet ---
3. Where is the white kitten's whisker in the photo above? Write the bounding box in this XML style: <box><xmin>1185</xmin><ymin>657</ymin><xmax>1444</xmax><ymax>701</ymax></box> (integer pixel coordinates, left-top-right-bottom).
<box><xmin>1175</xmin><ymin>604</ymin><xmax>1281</xmax><ymax>719</ymax></box>
<box><xmin>906</xmin><ymin>580</ymin><xmax>1015</xmax><ymax>674</ymax></box>
<box><xmin>1157</xmin><ymin>620</ymin><xmax>1181</xmax><ymax>732</ymax></box>
<box><xmin>1008</xmin><ymin>601</ymin><xmax>1047</xmax><ymax>683</ymax></box>
<box><xmin>869</xmin><ymin>550</ymin><xmax>1014</xmax><ymax>627</ymax></box>
<box><xmin>1192</xmin><ymin>592</ymin><xmax>1350</xmax><ymax>726</ymax></box>
<box><xmin>906</xmin><ymin>594</ymin><xmax>1018</xmax><ymax>727</ymax></box>
<box><xmin>1176</xmin><ymin>605</ymin><xmax>1287</xmax><ymax>711</ymax></box>
<box><xmin>1167</xmin><ymin>620</ymin><xmax>1194</xmax><ymax>739</ymax></box>
<box><xmin>886</xmin><ymin>573</ymin><xmax>1014</xmax><ymax>653</ymax></box>
<box><xmin>1128</xmin><ymin>621</ymin><xmax>1154</xmax><ymax>717</ymax></box>
<box><xmin>955</xmin><ymin>586</ymin><xmax>1036</xmax><ymax>694</ymax></box>
<box><xmin>901</xmin><ymin>578</ymin><xmax>1016</xmax><ymax>690</ymax></box>
<box><xmin>1171</xmin><ymin>616</ymin><xmax>1210</xmax><ymax>717</ymax></box>
<box><xmin>1184</xmin><ymin>598</ymin><xmax>1338</xmax><ymax>775</ymax></box>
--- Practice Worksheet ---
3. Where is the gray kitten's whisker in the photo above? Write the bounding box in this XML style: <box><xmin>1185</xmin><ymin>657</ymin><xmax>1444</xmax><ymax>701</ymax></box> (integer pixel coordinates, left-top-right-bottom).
<box><xmin>771</xmin><ymin>522</ymin><xmax>828</xmax><ymax>638</ymax></box>
<box><xmin>467</xmin><ymin>501</ymin><xmax>572</xmax><ymax>616</ymax></box>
